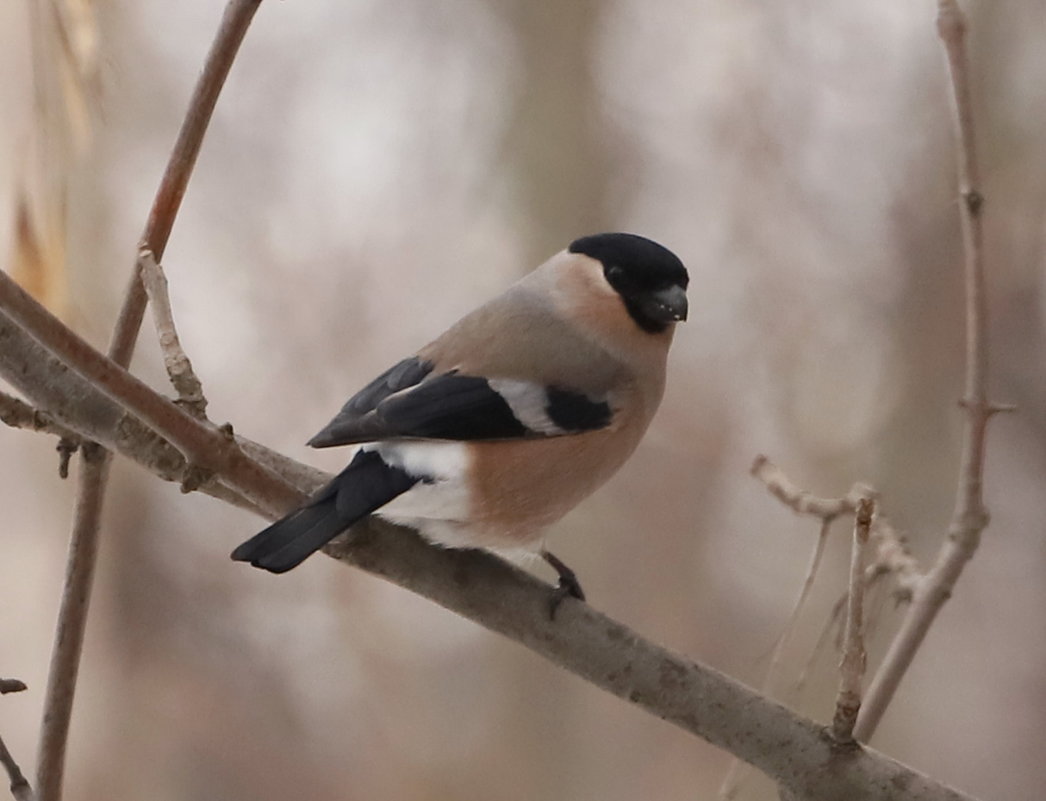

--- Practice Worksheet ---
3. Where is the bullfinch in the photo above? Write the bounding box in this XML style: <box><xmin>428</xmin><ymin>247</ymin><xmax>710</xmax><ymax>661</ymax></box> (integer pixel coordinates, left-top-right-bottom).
<box><xmin>232</xmin><ymin>232</ymin><xmax>688</xmax><ymax>609</ymax></box>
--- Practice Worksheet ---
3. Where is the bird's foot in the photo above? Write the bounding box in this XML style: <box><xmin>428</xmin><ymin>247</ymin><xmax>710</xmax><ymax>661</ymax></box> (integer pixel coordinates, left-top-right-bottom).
<box><xmin>541</xmin><ymin>549</ymin><xmax>585</xmax><ymax>620</ymax></box>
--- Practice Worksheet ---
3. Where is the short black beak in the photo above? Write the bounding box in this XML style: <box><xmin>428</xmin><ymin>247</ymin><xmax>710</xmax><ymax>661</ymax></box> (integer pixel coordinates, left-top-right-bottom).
<box><xmin>639</xmin><ymin>284</ymin><xmax>688</xmax><ymax>324</ymax></box>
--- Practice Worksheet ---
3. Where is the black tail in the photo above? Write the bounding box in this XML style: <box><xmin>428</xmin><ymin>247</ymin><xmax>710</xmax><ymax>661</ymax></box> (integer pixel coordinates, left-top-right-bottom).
<box><xmin>231</xmin><ymin>450</ymin><xmax>419</xmax><ymax>573</ymax></box>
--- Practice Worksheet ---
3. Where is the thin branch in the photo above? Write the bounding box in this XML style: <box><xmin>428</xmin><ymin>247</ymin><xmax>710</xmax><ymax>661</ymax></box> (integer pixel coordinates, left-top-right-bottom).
<box><xmin>769</xmin><ymin>519</ymin><xmax>833</xmax><ymax>690</ymax></box>
<box><xmin>855</xmin><ymin>0</ymin><xmax>1007</xmax><ymax>741</ymax></box>
<box><xmin>108</xmin><ymin>0</ymin><xmax>264</xmax><ymax>368</ymax></box>
<box><xmin>749</xmin><ymin>458</ymin><xmax>879</xmax><ymax>655</ymax></box>
<box><xmin>796</xmin><ymin>563</ymin><xmax>894</xmax><ymax>698</ymax></box>
<box><xmin>748</xmin><ymin>459</ymin><xmax>877</xmax><ymax>696</ymax></box>
<box><xmin>0</xmin><ymin>681</ymin><xmax>26</xmax><ymax>696</ymax></box>
<box><xmin>754</xmin><ymin>457</ymin><xmax>921</xmax><ymax>609</ymax></box>
<box><xmin>832</xmin><ymin>497</ymin><xmax>873</xmax><ymax>744</ymax></box>
<box><xmin>0</xmin><ymin>272</ymin><xmax>297</xmax><ymax>516</ymax></box>
<box><xmin>867</xmin><ymin>515</ymin><xmax>921</xmax><ymax>601</ymax></box>
<box><xmin>751</xmin><ymin>455</ymin><xmax>871</xmax><ymax>521</ymax></box>
<box><xmin>138</xmin><ymin>249</ymin><xmax>207</xmax><ymax>418</ymax></box>
<box><xmin>0</xmin><ymin>733</ymin><xmax>33</xmax><ymax>801</ymax></box>
<box><xmin>34</xmin><ymin>447</ymin><xmax>107</xmax><ymax>801</ymax></box>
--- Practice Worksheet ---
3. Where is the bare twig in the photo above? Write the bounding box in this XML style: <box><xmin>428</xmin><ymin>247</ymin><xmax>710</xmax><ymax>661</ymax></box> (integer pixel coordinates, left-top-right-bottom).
<box><xmin>796</xmin><ymin>561</ymin><xmax>897</xmax><ymax>697</ymax></box>
<box><xmin>747</xmin><ymin>459</ymin><xmax>881</xmax><ymax>690</ymax></box>
<box><xmin>56</xmin><ymin>441</ymin><xmax>77</xmax><ymax>479</ymax></box>
<box><xmin>855</xmin><ymin>0</ymin><xmax>1008</xmax><ymax>741</ymax></box>
<box><xmin>757</xmin><ymin>464</ymin><xmax>920</xmax><ymax>702</ymax></box>
<box><xmin>138</xmin><ymin>249</ymin><xmax>207</xmax><ymax>418</ymax></box>
<box><xmin>751</xmin><ymin>455</ymin><xmax>871</xmax><ymax>520</ymax></box>
<box><xmin>108</xmin><ymin>0</ymin><xmax>265</xmax><ymax>369</ymax></box>
<box><xmin>0</xmin><ymin>733</ymin><xmax>33</xmax><ymax>801</ymax></box>
<box><xmin>832</xmin><ymin>497</ymin><xmax>873</xmax><ymax>743</ymax></box>
<box><xmin>0</xmin><ymin>680</ymin><xmax>27</xmax><ymax>695</ymax></box>
<box><xmin>769</xmin><ymin>520</ymin><xmax>833</xmax><ymax>687</ymax></box>
<box><xmin>867</xmin><ymin>515</ymin><xmax>921</xmax><ymax>601</ymax></box>
<box><xmin>750</xmin><ymin>457</ymin><xmax>877</xmax><ymax>623</ymax></box>
<box><xmin>34</xmin><ymin>447</ymin><xmax>107</xmax><ymax>801</ymax></box>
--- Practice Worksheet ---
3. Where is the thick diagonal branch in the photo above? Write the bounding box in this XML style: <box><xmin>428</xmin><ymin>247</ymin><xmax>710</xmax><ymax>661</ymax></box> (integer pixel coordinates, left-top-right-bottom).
<box><xmin>0</xmin><ymin>293</ymin><xmax>979</xmax><ymax>801</ymax></box>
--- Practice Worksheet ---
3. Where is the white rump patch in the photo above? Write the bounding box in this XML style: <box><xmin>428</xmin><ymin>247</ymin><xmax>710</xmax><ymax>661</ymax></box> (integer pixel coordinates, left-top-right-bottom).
<box><xmin>365</xmin><ymin>441</ymin><xmax>472</xmax><ymax>525</ymax></box>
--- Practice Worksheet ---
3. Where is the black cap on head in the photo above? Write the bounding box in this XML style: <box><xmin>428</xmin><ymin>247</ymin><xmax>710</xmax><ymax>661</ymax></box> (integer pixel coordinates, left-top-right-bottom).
<box><xmin>569</xmin><ymin>233</ymin><xmax>689</xmax><ymax>333</ymax></box>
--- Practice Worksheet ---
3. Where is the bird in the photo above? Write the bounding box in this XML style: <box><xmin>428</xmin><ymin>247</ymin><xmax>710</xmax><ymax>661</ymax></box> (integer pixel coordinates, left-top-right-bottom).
<box><xmin>232</xmin><ymin>232</ymin><xmax>688</xmax><ymax>613</ymax></box>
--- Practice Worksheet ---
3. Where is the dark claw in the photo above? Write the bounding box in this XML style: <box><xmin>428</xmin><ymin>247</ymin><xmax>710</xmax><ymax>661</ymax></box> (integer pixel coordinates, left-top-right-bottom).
<box><xmin>541</xmin><ymin>550</ymin><xmax>585</xmax><ymax>620</ymax></box>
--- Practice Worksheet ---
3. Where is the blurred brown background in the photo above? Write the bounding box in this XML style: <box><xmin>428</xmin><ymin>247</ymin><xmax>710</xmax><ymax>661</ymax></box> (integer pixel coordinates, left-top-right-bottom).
<box><xmin>2</xmin><ymin>1</ymin><xmax>1044</xmax><ymax>799</ymax></box>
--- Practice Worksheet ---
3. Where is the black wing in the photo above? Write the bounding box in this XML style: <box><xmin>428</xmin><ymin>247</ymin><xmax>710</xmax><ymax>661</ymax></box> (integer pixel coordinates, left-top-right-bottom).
<box><xmin>336</xmin><ymin>357</ymin><xmax>435</xmax><ymax>418</ymax></box>
<box><xmin>307</xmin><ymin>360</ymin><xmax>613</xmax><ymax>448</ymax></box>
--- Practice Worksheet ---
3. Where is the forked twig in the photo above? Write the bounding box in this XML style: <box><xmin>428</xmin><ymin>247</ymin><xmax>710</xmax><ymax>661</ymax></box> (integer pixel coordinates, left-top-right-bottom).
<box><xmin>854</xmin><ymin>0</ymin><xmax>1010</xmax><ymax>741</ymax></box>
<box><xmin>719</xmin><ymin>458</ymin><xmax>872</xmax><ymax>799</ymax></box>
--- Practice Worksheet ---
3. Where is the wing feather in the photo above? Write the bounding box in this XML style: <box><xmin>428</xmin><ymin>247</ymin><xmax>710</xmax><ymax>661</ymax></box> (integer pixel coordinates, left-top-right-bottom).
<box><xmin>308</xmin><ymin>368</ymin><xmax>613</xmax><ymax>448</ymax></box>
